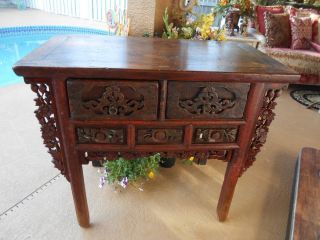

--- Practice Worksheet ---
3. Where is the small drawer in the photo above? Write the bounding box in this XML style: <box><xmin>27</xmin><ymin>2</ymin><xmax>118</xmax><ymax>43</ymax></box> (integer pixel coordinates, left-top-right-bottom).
<box><xmin>76</xmin><ymin>127</ymin><xmax>126</xmax><ymax>144</ymax></box>
<box><xmin>67</xmin><ymin>79</ymin><xmax>158</xmax><ymax>120</ymax></box>
<box><xmin>193</xmin><ymin>126</ymin><xmax>238</xmax><ymax>144</ymax></box>
<box><xmin>136</xmin><ymin>127</ymin><xmax>184</xmax><ymax>145</ymax></box>
<box><xmin>166</xmin><ymin>81</ymin><xmax>250</xmax><ymax>119</ymax></box>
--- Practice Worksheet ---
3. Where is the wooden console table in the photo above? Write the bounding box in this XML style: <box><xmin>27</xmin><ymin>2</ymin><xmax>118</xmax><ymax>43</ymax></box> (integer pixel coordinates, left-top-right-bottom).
<box><xmin>13</xmin><ymin>36</ymin><xmax>299</xmax><ymax>227</ymax></box>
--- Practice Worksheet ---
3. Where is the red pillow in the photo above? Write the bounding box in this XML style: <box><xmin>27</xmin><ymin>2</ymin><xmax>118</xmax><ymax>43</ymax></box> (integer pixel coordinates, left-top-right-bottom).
<box><xmin>256</xmin><ymin>5</ymin><xmax>284</xmax><ymax>35</ymax></box>
<box><xmin>310</xmin><ymin>13</ymin><xmax>320</xmax><ymax>44</ymax></box>
<box><xmin>290</xmin><ymin>17</ymin><xmax>312</xmax><ymax>50</ymax></box>
<box><xmin>286</xmin><ymin>6</ymin><xmax>298</xmax><ymax>17</ymax></box>
<box><xmin>310</xmin><ymin>41</ymin><xmax>320</xmax><ymax>53</ymax></box>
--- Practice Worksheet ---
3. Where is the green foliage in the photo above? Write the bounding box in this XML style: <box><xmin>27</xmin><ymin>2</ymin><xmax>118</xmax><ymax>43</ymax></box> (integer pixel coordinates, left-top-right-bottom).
<box><xmin>213</xmin><ymin>3</ymin><xmax>233</xmax><ymax>15</ymax></box>
<box><xmin>103</xmin><ymin>153</ymin><xmax>161</xmax><ymax>184</ymax></box>
<box><xmin>182</xmin><ymin>159</ymin><xmax>194</xmax><ymax>165</ymax></box>
<box><xmin>162</xmin><ymin>7</ymin><xmax>179</xmax><ymax>39</ymax></box>
<box><xmin>142</xmin><ymin>32</ymin><xmax>151</xmax><ymax>37</ymax></box>
<box><xmin>255</xmin><ymin>0</ymin><xmax>286</xmax><ymax>5</ymax></box>
<box><xmin>180</xmin><ymin>26</ymin><xmax>195</xmax><ymax>39</ymax></box>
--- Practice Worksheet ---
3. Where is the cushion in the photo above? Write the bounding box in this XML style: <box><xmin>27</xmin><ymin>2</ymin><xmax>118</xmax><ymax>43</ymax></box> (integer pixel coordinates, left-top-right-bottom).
<box><xmin>298</xmin><ymin>8</ymin><xmax>320</xmax><ymax>15</ymax></box>
<box><xmin>290</xmin><ymin>17</ymin><xmax>312</xmax><ymax>50</ymax></box>
<box><xmin>285</xmin><ymin>6</ymin><xmax>298</xmax><ymax>16</ymax></box>
<box><xmin>310</xmin><ymin>13</ymin><xmax>320</xmax><ymax>44</ymax></box>
<box><xmin>264</xmin><ymin>12</ymin><xmax>291</xmax><ymax>48</ymax></box>
<box><xmin>256</xmin><ymin>5</ymin><xmax>284</xmax><ymax>35</ymax></box>
<box><xmin>286</xmin><ymin>7</ymin><xmax>320</xmax><ymax>17</ymax></box>
<box><xmin>310</xmin><ymin>41</ymin><xmax>320</xmax><ymax>53</ymax></box>
<box><xmin>296</xmin><ymin>9</ymin><xmax>312</xmax><ymax>18</ymax></box>
<box><xmin>263</xmin><ymin>47</ymin><xmax>320</xmax><ymax>76</ymax></box>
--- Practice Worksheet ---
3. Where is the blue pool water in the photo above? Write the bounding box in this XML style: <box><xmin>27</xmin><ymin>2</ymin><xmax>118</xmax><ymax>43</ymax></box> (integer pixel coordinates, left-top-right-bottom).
<box><xmin>0</xmin><ymin>26</ymin><xmax>109</xmax><ymax>87</ymax></box>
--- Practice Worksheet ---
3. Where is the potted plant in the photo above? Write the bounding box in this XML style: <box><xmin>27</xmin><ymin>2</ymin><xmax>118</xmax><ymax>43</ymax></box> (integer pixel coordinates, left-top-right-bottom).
<box><xmin>159</xmin><ymin>157</ymin><xmax>176</xmax><ymax>168</ymax></box>
<box><xmin>99</xmin><ymin>153</ymin><xmax>161</xmax><ymax>191</ymax></box>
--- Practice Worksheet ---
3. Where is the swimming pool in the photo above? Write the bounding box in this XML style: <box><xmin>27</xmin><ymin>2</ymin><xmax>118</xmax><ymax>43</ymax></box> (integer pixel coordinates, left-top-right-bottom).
<box><xmin>0</xmin><ymin>26</ymin><xmax>109</xmax><ymax>87</ymax></box>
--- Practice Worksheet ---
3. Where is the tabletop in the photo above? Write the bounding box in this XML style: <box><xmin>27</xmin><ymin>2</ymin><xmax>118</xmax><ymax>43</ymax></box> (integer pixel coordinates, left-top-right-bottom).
<box><xmin>13</xmin><ymin>35</ymin><xmax>299</xmax><ymax>83</ymax></box>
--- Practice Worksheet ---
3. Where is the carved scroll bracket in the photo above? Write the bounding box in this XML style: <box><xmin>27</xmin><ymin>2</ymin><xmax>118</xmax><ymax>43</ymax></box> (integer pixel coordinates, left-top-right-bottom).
<box><xmin>242</xmin><ymin>88</ymin><xmax>282</xmax><ymax>174</ymax></box>
<box><xmin>31</xmin><ymin>83</ymin><xmax>69</xmax><ymax>181</ymax></box>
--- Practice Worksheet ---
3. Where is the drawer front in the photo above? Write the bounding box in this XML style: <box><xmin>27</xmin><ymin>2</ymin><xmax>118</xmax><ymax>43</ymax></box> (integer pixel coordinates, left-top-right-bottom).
<box><xmin>193</xmin><ymin>126</ymin><xmax>238</xmax><ymax>144</ymax></box>
<box><xmin>166</xmin><ymin>81</ymin><xmax>250</xmax><ymax>119</ymax></box>
<box><xmin>136</xmin><ymin>127</ymin><xmax>184</xmax><ymax>145</ymax></box>
<box><xmin>67</xmin><ymin>80</ymin><xmax>158</xmax><ymax>120</ymax></box>
<box><xmin>76</xmin><ymin>127</ymin><xmax>126</xmax><ymax>144</ymax></box>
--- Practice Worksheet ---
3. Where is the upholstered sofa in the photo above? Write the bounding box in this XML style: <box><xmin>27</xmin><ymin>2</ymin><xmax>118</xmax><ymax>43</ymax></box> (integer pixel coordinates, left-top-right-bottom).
<box><xmin>254</xmin><ymin>5</ymin><xmax>320</xmax><ymax>85</ymax></box>
<box><xmin>263</xmin><ymin>47</ymin><xmax>320</xmax><ymax>84</ymax></box>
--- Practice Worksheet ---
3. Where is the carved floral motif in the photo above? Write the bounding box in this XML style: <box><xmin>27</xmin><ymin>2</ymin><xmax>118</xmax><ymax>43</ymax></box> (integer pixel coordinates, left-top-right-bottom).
<box><xmin>77</xmin><ymin>127</ymin><xmax>125</xmax><ymax>144</ymax></box>
<box><xmin>242</xmin><ymin>88</ymin><xmax>282</xmax><ymax>174</ymax></box>
<box><xmin>83</xmin><ymin>86</ymin><xmax>144</xmax><ymax>116</ymax></box>
<box><xmin>30</xmin><ymin>83</ymin><xmax>68</xmax><ymax>180</ymax></box>
<box><xmin>179</xmin><ymin>87</ymin><xmax>235</xmax><ymax>115</ymax></box>
<box><xmin>194</xmin><ymin>128</ymin><xmax>238</xmax><ymax>144</ymax></box>
<box><xmin>137</xmin><ymin>128</ymin><xmax>184</xmax><ymax>144</ymax></box>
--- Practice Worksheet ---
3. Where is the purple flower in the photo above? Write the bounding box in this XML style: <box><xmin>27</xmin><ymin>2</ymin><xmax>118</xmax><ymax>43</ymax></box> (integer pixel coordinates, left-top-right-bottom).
<box><xmin>119</xmin><ymin>177</ymin><xmax>129</xmax><ymax>188</ymax></box>
<box><xmin>99</xmin><ymin>176</ymin><xmax>106</xmax><ymax>188</ymax></box>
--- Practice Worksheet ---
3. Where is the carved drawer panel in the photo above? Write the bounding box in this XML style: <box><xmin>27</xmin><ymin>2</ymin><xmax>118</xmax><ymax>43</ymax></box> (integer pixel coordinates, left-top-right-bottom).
<box><xmin>193</xmin><ymin>126</ymin><xmax>238</xmax><ymax>144</ymax></box>
<box><xmin>166</xmin><ymin>81</ymin><xmax>250</xmax><ymax>119</ymax></box>
<box><xmin>136</xmin><ymin>128</ymin><xmax>184</xmax><ymax>145</ymax></box>
<box><xmin>77</xmin><ymin>127</ymin><xmax>126</xmax><ymax>144</ymax></box>
<box><xmin>67</xmin><ymin>80</ymin><xmax>158</xmax><ymax>120</ymax></box>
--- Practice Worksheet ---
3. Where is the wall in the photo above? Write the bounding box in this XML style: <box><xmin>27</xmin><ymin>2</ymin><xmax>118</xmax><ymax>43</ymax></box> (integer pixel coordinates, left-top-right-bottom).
<box><xmin>154</xmin><ymin>0</ymin><xmax>173</xmax><ymax>37</ymax></box>
<box><xmin>127</xmin><ymin>0</ymin><xmax>156</xmax><ymax>36</ymax></box>
<box><xmin>22</xmin><ymin>0</ymin><xmax>127</xmax><ymax>22</ymax></box>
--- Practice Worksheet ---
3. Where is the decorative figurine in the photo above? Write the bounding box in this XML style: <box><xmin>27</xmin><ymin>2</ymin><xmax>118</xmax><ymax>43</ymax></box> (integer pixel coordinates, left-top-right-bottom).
<box><xmin>240</xmin><ymin>16</ymin><xmax>249</xmax><ymax>37</ymax></box>
<box><xmin>225</xmin><ymin>9</ymin><xmax>240</xmax><ymax>36</ymax></box>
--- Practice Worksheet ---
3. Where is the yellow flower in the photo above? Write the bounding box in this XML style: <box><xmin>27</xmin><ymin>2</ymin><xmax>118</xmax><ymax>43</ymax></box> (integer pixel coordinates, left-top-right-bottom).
<box><xmin>220</xmin><ymin>0</ymin><xmax>228</xmax><ymax>6</ymax></box>
<box><xmin>189</xmin><ymin>156</ymin><xmax>194</xmax><ymax>161</ymax></box>
<box><xmin>198</xmin><ymin>13</ymin><xmax>214</xmax><ymax>40</ymax></box>
<box><xmin>148</xmin><ymin>171</ymin><xmax>155</xmax><ymax>179</ymax></box>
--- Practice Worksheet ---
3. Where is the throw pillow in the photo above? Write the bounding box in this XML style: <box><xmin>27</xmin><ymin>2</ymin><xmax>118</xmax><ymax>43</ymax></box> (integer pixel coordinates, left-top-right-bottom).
<box><xmin>264</xmin><ymin>12</ymin><xmax>291</xmax><ymax>48</ymax></box>
<box><xmin>310</xmin><ymin>13</ymin><xmax>320</xmax><ymax>44</ymax></box>
<box><xmin>310</xmin><ymin>41</ymin><xmax>320</xmax><ymax>53</ymax></box>
<box><xmin>285</xmin><ymin>6</ymin><xmax>298</xmax><ymax>17</ymax></box>
<box><xmin>256</xmin><ymin>5</ymin><xmax>284</xmax><ymax>35</ymax></box>
<box><xmin>296</xmin><ymin>9</ymin><xmax>311</xmax><ymax>18</ymax></box>
<box><xmin>290</xmin><ymin>17</ymin><xmax>312</xmax><ymax>50</ymax></box>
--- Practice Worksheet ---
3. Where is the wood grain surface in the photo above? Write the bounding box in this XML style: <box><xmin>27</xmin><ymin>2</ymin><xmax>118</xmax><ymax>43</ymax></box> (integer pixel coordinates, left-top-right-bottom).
<box><xmin>13</xmin><ymin>35</ymin><xmax>299</xmax><ymax>83</ymax></box>
<box><xmin>289</xmin><ymin>148</ymin><xmax>320</xmax><ymax>240</ymax></box>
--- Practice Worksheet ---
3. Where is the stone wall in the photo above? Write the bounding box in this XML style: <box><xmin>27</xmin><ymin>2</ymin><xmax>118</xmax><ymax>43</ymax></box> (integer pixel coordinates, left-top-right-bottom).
<box><xmin>127</xmin><ymin>0</ymin><xmax>156</xmax><ymax>37</ymax></box>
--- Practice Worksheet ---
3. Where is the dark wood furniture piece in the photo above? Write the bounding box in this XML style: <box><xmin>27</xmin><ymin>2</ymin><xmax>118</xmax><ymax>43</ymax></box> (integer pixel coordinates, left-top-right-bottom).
<box><xmin>13</xmin><ymin>36</ymin><xmax>300</xmax><ymax>227</ymax></box>
<box><xmin>287</xmin><ymin>148</ymin><xmax>320</xmax><ymax>240</ymax></box>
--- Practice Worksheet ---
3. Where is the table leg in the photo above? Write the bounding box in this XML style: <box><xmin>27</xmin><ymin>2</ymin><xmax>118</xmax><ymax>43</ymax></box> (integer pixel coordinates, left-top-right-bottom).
<box><xmin>52</xmin><ymin>79</ymin><xmax>90</xmax><ymax>227</ymax></box>
<box><xmin>69</xmin><ymin>162</ymin><xmax>90</xmax><ymax>228</ymax></box>
<box><xmin>216</xmin><ymin>83</ymin><xmax>267</xmax><ymax>221</ymax></box>
<box><xmin>217</xmin><ymin>158</ymin><xmax>240</xmax><ymax>221</ymax></box>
